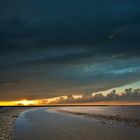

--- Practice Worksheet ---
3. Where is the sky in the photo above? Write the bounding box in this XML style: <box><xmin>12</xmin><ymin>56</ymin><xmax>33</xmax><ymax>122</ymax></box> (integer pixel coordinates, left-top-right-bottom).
<box><xmin>0</xmin><ymin>0</ymin><xmax>140</xmax><ymax>101</ymax></box>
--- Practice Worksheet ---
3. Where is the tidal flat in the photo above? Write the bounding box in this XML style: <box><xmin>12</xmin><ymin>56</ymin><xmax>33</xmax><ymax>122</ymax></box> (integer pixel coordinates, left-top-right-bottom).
<box><xmin>14</xmin><ymin>106</ymin><xmax>140</xmax><ymax>140</ymax></box>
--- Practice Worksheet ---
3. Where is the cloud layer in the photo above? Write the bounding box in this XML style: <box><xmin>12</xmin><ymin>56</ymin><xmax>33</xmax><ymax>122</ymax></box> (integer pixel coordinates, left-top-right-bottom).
<box><xmin>0</xmin><ymin>0</ymin><xmax>140</xmax><ymax>100</ymax></box>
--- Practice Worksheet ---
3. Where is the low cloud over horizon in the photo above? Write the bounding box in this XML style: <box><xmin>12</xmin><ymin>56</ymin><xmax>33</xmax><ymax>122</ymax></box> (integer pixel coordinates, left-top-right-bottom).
<box><xmin>0</xmin><ymin>0</ymin><xmax>140</xmax><ymax>101</ymax></box>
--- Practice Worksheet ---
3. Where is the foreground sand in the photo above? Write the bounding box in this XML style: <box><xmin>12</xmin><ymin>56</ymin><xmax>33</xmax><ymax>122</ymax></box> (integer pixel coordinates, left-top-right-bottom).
<box><xmin>0</xmin><ymin>107</ymin><xmax>29</xmax><ymax>140</ymax></box>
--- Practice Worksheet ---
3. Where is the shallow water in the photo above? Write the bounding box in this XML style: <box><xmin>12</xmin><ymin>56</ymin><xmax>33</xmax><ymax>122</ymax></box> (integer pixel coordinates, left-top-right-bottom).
<box><xmin>14</xmin><ymin>107</ymin><xmax>140</xmax><ymax>140</ymax></box>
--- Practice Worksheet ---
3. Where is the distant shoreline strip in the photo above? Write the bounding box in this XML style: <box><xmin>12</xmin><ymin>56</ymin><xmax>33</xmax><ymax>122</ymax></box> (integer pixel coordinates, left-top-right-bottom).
<box><xmin>57</xmin><ymin>109</ymin><xmax>140</xmax><ymax>128</ymax></box>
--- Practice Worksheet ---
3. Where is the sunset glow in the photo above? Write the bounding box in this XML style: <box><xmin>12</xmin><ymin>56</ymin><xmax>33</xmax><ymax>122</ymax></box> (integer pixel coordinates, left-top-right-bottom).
<box><xmin>0</xmin><ymin>99</ymin><xmax>40</xmax><ymax>106</ymax></box>
<box><xmin>0</xmin><ymin>96</ymin><xmax>64</xmax><ymax>106</ymax></box>
<box><xmin>0</xmin><ymin>99</ymin><xmax>140</xmax><ymax>106</ymax></box>
<box><xmin>17</xmin><ymin>100</ymin><xmax>39</xmax><ymax>106</ymax></box>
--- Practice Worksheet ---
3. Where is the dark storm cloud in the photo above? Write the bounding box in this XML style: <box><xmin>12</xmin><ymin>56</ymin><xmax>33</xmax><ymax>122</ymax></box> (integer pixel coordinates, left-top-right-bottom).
<box><xmin>0</xmin><ymin>0</ymin><xmax>140</xmax><ymax>100</ymax></box>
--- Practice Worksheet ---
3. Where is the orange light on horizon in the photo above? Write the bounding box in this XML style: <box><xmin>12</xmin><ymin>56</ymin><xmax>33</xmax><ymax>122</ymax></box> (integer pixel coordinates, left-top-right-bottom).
<box><xmin>0</xmin><ymin>100</ymin><xmax>140</xmax><ymax>106</ymax></box>
<box><xmin>0</xmin><ymin>94</ymin><xmax>83</xmax><ymax>106</ymax></box>
<box><xmin>0</xmin><ymin>99</ymin><xmax>42</xmax><ymax>106</ymax></box>
<box><xmin>16</xmin><ymin>99</ymin><xmax>38</xmax><ymax>106</ymax></box>
<box><xmin>0</xmin><ymin>97</ymin><xmax>61</xmax><ymax>106</ymax></box>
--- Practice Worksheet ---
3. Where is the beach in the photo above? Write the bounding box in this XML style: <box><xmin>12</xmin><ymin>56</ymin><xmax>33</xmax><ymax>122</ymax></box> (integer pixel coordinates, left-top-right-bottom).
<box><xmin>14</xmin><ymin>106</ymin><xmax>140</xmax><ymax>140</ymax></box>
<box><xmin>0</xmin><ymin>107</ymin><xmax>29</xmax><ymax>140</ymax></box>
<box><xmin>0</xmin><ymin>106</ymin><xmax>140</xmax><ymax>140</ymax></box>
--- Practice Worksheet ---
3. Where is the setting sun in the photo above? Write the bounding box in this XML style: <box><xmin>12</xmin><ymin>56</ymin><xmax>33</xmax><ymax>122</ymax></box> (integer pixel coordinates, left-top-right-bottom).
<box><xmin>17</xmin><ymin>100</ymin><xmax>37</xmax><ymax>106</ymax></box>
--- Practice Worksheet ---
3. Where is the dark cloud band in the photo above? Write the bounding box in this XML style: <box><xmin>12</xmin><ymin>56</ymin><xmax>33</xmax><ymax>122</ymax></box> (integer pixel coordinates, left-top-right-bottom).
<box><xmin>0</xmin><ymin>0</ymin><xmax>140</xmax><ymax>100</ymax></box>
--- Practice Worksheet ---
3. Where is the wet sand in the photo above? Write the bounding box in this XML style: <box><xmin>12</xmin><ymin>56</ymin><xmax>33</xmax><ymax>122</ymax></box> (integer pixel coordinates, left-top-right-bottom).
<box><xmin>0</xmin><ymin>107</ymin><xmax>29</xmax><ymax>140</ymax></box>
<box><xmin>14</xmin><ymin>107</ymin><xmax>140</xmax><ymax>140</ymax></box>
<box><xmin>56</xmin><ymin>106</ymin><xmax>140</xmax><ymax>128</ymax></box>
